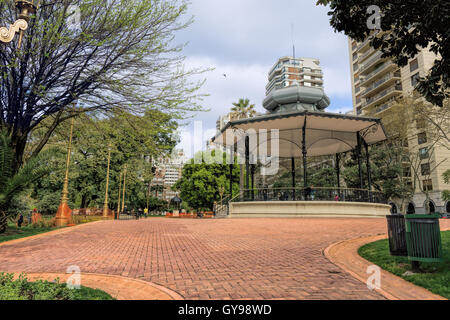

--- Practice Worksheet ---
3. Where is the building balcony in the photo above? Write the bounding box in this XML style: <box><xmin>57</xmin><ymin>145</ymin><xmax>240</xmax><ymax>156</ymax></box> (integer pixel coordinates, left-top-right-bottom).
<box><xmin>359</xmin><ymin>51</ymin><xmax>385</xmax><ymax>74</ymax></box>
<box><xmin>361</xmin><ymin>71</ymin><xmax>401</xmax><ymax>98</ymax></box>
<box><xmin>375</xmin><ymin>102</ymin><xmax>394</xmax><ymax>114</ymax></box>
<box><xmin>359</xmin><ymin>47</ymin><xmax>377</xmax><ymax>63</ymax></box>
<box><xmin>362</xmin><ymin>85</ymin><xmax>403</xmax><ymax>109</ymax></box>
<box><xmin>360</xmin><ymin>61</ymin><xmax>398</xmax><ymax>86</ymax></box>
<box><xmin>300</xmin><ymin>78</ymin><xmax>323</xmax><ymax>85</ymax></box>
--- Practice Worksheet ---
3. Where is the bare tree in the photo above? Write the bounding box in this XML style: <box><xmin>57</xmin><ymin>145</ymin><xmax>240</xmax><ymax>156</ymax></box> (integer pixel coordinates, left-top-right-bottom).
<box><xmin>0</xmin><ymin>0</ymin><xmax>207</xmax><ymax>173</ymax></box>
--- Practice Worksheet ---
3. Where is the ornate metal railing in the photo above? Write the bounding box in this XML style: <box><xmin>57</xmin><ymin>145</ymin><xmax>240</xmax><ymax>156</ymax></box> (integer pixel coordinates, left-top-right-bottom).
<box><xmin>233</xmin><ymin>187</ymin><xmax>387</xmax><ymax>204</ymax></box>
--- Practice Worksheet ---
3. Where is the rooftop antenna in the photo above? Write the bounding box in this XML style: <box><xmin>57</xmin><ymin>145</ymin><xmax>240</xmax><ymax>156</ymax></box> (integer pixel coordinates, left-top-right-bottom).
<box><xmin>291</xmin><ymin>23</ymin><xmax>295</xmax><ymax>59</ymax></box>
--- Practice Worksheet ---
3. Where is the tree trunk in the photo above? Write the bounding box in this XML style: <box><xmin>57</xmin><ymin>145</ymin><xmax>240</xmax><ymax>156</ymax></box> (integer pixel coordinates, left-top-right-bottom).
<box><xmin>9</xmin><ymin>130</ymin><xmax>28</xmax><ymax>174</ymax></box>
<box><xmin>0</xmin><ymin>210</ymin><xmax>7</xmax><ymax>234</ymax></box>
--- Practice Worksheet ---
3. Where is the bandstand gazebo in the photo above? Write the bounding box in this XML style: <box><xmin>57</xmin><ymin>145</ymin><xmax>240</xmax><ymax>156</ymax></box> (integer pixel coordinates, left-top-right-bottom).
<box><xmin>212</xmin><ymin>85</ymin><xmax>391</xmax><ymax>217</ymax></box>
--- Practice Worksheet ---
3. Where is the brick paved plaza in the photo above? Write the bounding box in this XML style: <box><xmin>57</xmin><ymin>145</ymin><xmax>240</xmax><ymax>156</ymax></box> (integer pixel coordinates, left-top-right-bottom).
<box><xmin>0</xmin><ymin>217</ymin><xmax>445</xmax><ymax>300</ymax></box>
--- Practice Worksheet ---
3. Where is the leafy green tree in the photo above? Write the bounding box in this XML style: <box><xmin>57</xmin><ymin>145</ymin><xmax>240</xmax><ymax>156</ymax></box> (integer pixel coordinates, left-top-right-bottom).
<box><xmin>173</xmin><ymin>150</ymin><xmax>240</xmax><ymax>210</ymax></box>
<box><xmin>0</xmin><ymin>0</ymin><xmax>206</xmax><ymax>174</ymax></box>
<box><xmin>29</xmin><ymin>109</ymin><xmax>179</xmax><ymax>212</ymax></box>
<box><xmin>443</xmin><ymin>170</ymin><xmax>450</xmax><ymax>202</ymax></box>
<box><xmin>0</xmin><ymin>131</ymin><xmax>60</xmax><ymax>233</ymax></box>
<box><xmin>317</xmin><ymin>0</ymin><xmax>450</xmax><ymax>106</ymax></box>
<box><xmin>230</xmin><ymin>98</ymin><xmax>256</xmax><ymax>194</ymax></box>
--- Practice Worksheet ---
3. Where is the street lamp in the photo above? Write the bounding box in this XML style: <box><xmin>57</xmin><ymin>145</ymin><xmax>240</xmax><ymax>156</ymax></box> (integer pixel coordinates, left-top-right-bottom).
<box><xmin>0</xmin><ymin>1</ymin><xmax>40</xmax><ymax>48</ymax></box>
<box><xmin>102</xmin><ymin>143</ymin><xmax>112</xmax><ymax>219</ymax></box>
<box><xmin>55</xmin><ymin>103</ymin><xmax>76</xmax><ymax>227</ymax></box>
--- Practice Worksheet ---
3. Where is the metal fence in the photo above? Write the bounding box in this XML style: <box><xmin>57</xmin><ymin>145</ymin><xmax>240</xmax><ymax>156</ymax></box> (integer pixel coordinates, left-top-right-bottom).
<box><xmin>235</xmin><ymin>187</ymin><xmax>387</xmax><ymax>204</ymax></box>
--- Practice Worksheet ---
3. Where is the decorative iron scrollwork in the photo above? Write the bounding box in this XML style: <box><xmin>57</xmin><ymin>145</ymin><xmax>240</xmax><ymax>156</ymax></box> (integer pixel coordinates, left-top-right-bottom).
<box><xmin>360</xmin><ymin>123</ymin><xmax>379</xmax><ymax>138</ymax></box>
<box><xmin>0</xmin><ymin>19</ymin><xmax>28</xmax><ymax>44</ymax></box>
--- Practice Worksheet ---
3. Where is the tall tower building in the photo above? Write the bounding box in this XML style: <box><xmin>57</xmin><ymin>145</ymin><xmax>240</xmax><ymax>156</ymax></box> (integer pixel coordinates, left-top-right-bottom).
<box><xmin>348</xmin><ymin>36</ymin><xmax>450</xmax><ymax>214</ymax></box>
<box><xmin>266</xmin><ymin>57</ymin><xmax>324</xmax><ymax>96</ymax></box>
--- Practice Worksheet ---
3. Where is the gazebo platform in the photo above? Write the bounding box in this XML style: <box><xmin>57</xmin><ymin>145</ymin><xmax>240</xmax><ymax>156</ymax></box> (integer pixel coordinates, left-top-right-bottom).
<box><xmin>229</xmin><ymin>201</ymin><xmax>390</xmax><ymax>218</ymax></box>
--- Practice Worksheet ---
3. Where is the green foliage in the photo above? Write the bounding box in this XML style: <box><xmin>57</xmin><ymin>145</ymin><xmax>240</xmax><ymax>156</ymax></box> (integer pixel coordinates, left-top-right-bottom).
<box><xmin>317</xmin><ymin>0</ymin><xmax>450</xmax><ymax>107</ymax></box>
<box><xmin>443</xmin><ymin>169</ymin><xmax>450</xmax><ymax>202</ymax></box>
<box><xmin>230</xmin><ymin>98</ymin><xmax>257</xmax><ymax>120</ymax></box>
<box><xmin>342</xmin><ymin>144</ymin><xmax>413</xmax><ymax>202</ymax></box>
<box><xmin>174</xmin><ymin>150</ymin><xmax>240</xmax><ymax>210</ymax></box>
<box><xmin>359</xmin><ymin>231</ymin><xmax>450</xmax><ymax>299</ymax></box>
<box><xmin>0</xmin><ymin>273</ymin><xmax>114</xmax><ymax>300</ymax></box>
<box><xmin>0</xmin><ymin>131</ymin><xmax>60</xmax><ymax>233</ymax></box>
<box><xmin>28</xmin><ymin>109</ymin><xmax>178</xmax><ymax>213</ymax></box>
<box><xmin>1</xmin><ymin>0</ymin><xmax>207</xmax><ymax>174</ymax></box>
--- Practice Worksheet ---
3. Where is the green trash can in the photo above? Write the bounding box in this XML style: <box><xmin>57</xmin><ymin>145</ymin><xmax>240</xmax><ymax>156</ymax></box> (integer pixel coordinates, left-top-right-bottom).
<box><xmin>405</xmin><ymin>214</ymin><xmax>442</xmax><ymax>263</ymax></box>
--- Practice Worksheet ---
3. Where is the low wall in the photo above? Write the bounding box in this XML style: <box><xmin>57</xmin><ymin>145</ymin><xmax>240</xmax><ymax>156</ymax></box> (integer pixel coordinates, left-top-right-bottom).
<box><xmin>229</xmin><ymin>201</ymin><xmax>390</xmax><ymax>218</ymax></box>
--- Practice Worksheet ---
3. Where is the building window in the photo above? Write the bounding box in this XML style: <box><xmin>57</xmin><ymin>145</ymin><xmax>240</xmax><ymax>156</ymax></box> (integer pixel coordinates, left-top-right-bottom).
<box><xmin>353</xmin><ymin>62</ymin><xmax>358</xmax><ymax>71</ymax></box>
<box><xmin>409</xmin><ymin>58</ymin><xmax>419</xmax><ymax>72</ymax></box>
<box><xmin>417</xmin><ymin>132</ymin><xmax>427</xmax><ymax>144</ymax></box>
<box><xmin>423</xmin><ymin>179</ymin><xmax>433</xmax><ymax>191</ymax></box>
<box><xmin>421</xmin><ymin>163</ymin><xmax>430</xmax><ymax>176</ymax></box>
<box><xmin>353</xmin><ymin>52</ymin><xmax>358</xmax><ymax>61</ymax></box>
<box><xmin>416</xmin><ymin>118</ymin><xmax>426</xmax><ymax>129</ymax></box>
<box><xmin>419</xmin><ymin>147</ymin><xmax>429</xmax><ymax>159</ymax></box>
<box><xmin>403</xmin><ymin>166</ymin><xmax>411</xmax><ymax>177</ymax></box>
<box><xmin>355</xmin><ymin>85</ymin><xmax>360</xmax><ymax>93</ymax></box>
<box><xmin>411</xmin><ymin>72</ymin><xmax>420</xmax><ymax>87</ymax></box>
<box><xmin>355</xmin><ymin>96</ymin><xmax>361</xmax><ymax>104</ymax></box>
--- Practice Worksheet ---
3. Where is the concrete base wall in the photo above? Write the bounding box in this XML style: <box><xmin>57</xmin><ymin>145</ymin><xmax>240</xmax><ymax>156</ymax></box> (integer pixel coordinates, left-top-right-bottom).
<box><xmin>229</xmin><ymin>201</ymin><xmax>391</xmax><ymax>218</ymax></box>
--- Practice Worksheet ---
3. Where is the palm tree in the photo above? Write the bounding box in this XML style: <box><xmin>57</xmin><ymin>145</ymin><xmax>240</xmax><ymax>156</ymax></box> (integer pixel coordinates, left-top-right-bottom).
<box><xmin>230</xmin><ymin>98</ymin><xmax>256</xmax><ymax>120</ymax></box>
<box><xmin>0</xmin><ymin>131</ymin><xmax>59</xmax><ymax>233</ymax></box>
<box><xmin>230</xmin><ymin>98</ymin><xmax>256</xmax><ymax>198</ymax></box>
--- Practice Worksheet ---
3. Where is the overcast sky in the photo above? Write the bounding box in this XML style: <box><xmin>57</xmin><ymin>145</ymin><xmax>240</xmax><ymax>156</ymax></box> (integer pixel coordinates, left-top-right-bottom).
<box><xmin>174</xmin><ymin>0</ymin><xmax>353</xmax><ymax>157</ymax></box>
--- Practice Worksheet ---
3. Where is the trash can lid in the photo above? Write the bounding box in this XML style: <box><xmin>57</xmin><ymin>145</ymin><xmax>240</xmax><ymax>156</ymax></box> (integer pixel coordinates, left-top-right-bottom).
<box><xmin>405</xmin><ymin>214</ymin><xmax>440</xmax><ymax>219</ymax></box>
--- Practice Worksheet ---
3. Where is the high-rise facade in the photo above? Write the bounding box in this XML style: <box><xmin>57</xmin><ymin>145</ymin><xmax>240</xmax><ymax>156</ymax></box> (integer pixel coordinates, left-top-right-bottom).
<box><xmin>151</xmin><ymin>150</ymin><xmax>187</xmax><ymax>202</ymax></box>
<box><xmin>266</xmin><ymin>57</ymin><xmax>324</xmax><ymax>96</ymax></box>
<box><xmin>348</xmin><ymin>37</ymin><xmax>450</xmax><ymax>214</ymax></box>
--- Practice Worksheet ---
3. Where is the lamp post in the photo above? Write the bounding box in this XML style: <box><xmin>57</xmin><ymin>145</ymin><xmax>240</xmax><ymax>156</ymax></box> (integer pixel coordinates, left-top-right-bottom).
<box><xmin>1</xmin><ymin>1</ymin><xmax>40</xmax><ymax>48</ymax></box>
<box><xmin>55</xmin><ymin>104</ymin><xmax>75</xmax><ymax>227</ymax></box>
<box><xmin>117</xmin><ymin>171</ymin><xmax>122</xmax><ymax>217</ymax></box>
<box><xmin>121</xmin><ymin>165</ymin><xmax>127</xmax><ymax>213</ymax></box>
<box><xmin>102</xmin><ymin>143</ymin><xmax>112</xmax><ymax>219</ymax></box>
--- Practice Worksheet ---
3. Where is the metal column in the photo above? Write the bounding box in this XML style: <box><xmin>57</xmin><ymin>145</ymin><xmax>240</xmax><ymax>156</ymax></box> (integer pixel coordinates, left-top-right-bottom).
<box><xmin>291</xmin><ymin>157</ymin><xmax>296</xmax><ymax>200</ymax></box>
<box><xmin>356</xmin><ymin>132</ymin><xmax>364</xmax><ymax>190</ymax></box>
<box><xmin>364</xmin><ymin>140</ymin><xmax>372</xmax><ymax>201</ymax></box>
<box><xmin>245</xmin><ymin>135</ymin><xmax>250</xmax><ymax>200</ymax></box>
<box><xmin>302</xmin><ymin>117</ymin><xmax>308</xmax><ymax>199</ymax></box>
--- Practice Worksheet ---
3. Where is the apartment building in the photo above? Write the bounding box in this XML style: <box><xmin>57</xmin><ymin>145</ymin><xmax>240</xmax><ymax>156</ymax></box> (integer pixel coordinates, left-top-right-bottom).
<box><xmin>348</xmin><ymin>37</ymin><xmax>450</xmax><ymax>214</ymax></box>
<box><xmin>151</xmin><ymin>150</ymin><xmax>187</xmax><ymax>202</ymax></box>
<box><xmin>216</xmin><ymin>112</ymin><xmax>234</xmax><ymax>133</ymax></box>
<box><xmin>266</xmin><ymin>57</ymin><xmax>324</xmax><ymax>96</ymax></box>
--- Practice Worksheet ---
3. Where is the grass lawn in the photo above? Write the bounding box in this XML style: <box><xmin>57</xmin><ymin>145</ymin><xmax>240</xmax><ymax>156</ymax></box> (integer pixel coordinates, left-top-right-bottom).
<box><xmin>0</xmin><ymin>215</ymin><xmax>102</xmax><ymax>244</ymax></box>
<box><xmin>359</xmin><ymin>230</ymin><xmax>450</xmax><ymax>299</ymax></box>
<box><xmin>0</xmin><ymin>223</ymin><xmax>60</xmax><ymax>244</ymax></box>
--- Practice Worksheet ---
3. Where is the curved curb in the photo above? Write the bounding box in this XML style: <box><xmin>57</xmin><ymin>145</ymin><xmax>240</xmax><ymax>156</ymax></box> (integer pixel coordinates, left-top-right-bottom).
<box><xmin>323</xmin><ymin>228</ymin><xmax>450</xmax><ymax>300</ymax></box>
<box><xmin>6</xmin><ymin>272</ymin><xmax>184</xmax><ymax>300</ymax></box>
<box><xmin>0</xmin><ymin>220</ymin><xmax>104</xmax><ymax>248</ymax></box>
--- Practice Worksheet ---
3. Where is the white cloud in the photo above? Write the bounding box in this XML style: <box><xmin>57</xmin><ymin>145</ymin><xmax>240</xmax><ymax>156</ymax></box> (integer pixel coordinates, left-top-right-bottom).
<box><xmin>175</xmin><ymin>1</ymin><xmax>355</xmax><ymax>156</ymax></box>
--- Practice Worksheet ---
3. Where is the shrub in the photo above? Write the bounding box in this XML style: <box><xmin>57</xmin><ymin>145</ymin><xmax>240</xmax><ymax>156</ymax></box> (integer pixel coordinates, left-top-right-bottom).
<box><xmin>0</xmin><ymin>273</ymin><xmax>114</xmax><ymax>300</ymax></box>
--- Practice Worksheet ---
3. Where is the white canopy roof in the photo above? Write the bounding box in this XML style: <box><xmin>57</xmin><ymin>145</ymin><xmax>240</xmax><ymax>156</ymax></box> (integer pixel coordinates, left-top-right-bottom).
<box><xmin>212</xmin><ymin>111</ymin><xmax>387</xmax><ymax>158</ymax></box>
